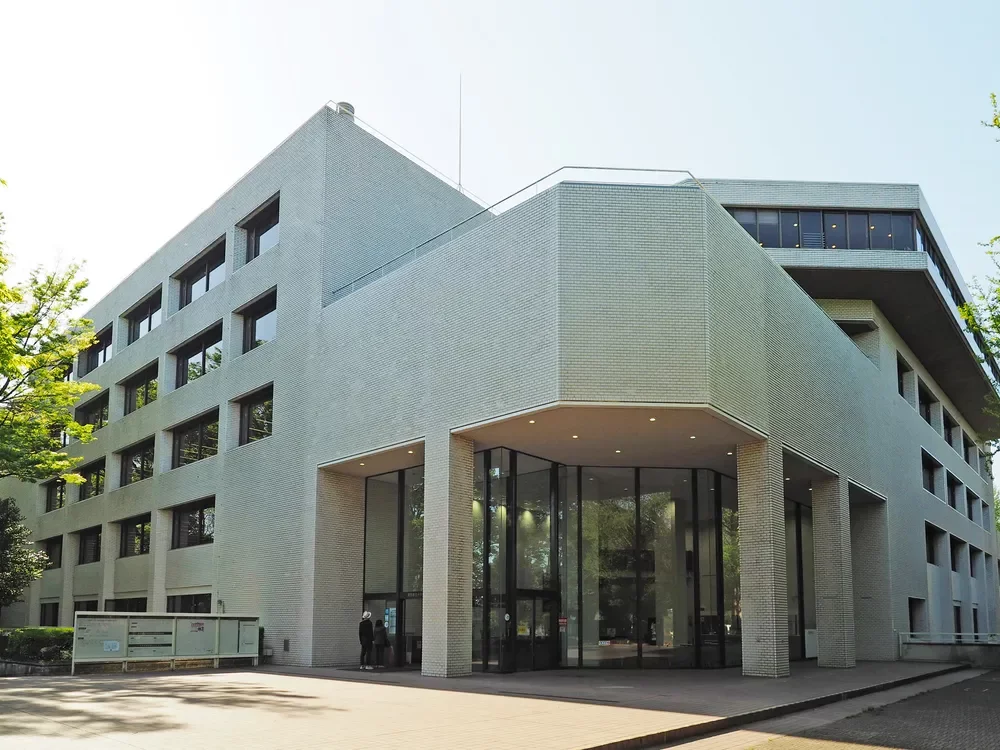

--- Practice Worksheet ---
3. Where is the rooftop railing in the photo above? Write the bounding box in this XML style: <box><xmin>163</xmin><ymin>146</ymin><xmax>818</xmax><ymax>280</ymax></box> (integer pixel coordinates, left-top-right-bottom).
<box><xmin>328</xmin><ymin>166</ymin><xmax>705</xmax><ymax>303</ymax></box>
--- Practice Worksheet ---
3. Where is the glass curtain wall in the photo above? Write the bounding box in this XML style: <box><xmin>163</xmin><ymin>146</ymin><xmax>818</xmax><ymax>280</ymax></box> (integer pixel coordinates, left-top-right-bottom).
<box><xmin>786</xmin><ymin>499</ymin><xmax>817</xmax><ymax>661</ymax></box>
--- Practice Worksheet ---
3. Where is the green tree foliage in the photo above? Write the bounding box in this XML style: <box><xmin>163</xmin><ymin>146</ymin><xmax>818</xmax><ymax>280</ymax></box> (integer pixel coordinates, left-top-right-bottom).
<box><xmin>0</xmin><ymin>497</ymin><xmax>48</xmax><ymax>612</ymax></box>
<box><xmin>0</xmin><ymin>184</ymin><xmax>98</xmax><ymax>483</ymax></box>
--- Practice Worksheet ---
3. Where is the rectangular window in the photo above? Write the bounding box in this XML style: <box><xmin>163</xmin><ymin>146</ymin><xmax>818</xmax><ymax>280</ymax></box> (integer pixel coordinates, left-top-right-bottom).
<box><xmin>171</xmin><ymin>498</ymin><xmax>215</xmax><ymax>549</ymax></box>
<box><xmin>847</xmin><ymin>212</ymin><xmax>870</xmax><ymax>249</ymax></box>
<box><xmin>40</xmin><ymin>602</ymin><xmax>59</xmax><ymax>626</ymax></box>
<box><xmin>946</xmin><ymin>473</ymin><xmax>962</xmax><ymax>509</ymax></box>
<box><xmin>175</xmin><ymin>324</ymin><xmax>223</xmax><ymax>387</ymax></box>
<box><xmin>241</xmin><ymin>291</ymin><xmax>277</xmax><ymax>352</ymax></box>
<box><xmin>917</xmin><ymin>381</ymin><xmax>935</xmax><ymax>424</ymax></box>
<box><xmin>77</xmin><ymin>392</ymin><xmax>109</xmax><ymax>431</ymax></box>
<box><xmin>119</xmin><ymin>514</ymin><xmax>151</xmax><ymax>557</ymax></box>
<box><xmin>124</xmin><ymin>365</ymin><xmax>158</xmax><ymax>415</ymax></box>
<box><xmin>897</xmin><ymin>355</ymin><xmax>912</xmax><ymax>399</ymax></box>
<box><xmin>82</xmin><ymin>326</ymin><xmax>112</xmax><ymax>375</ymax></box>
<box><xmin>824</xmin><ymin>212</ymin><xmax>846</xmax><ymax>249</ymax></box>
<box><xmin>942</xmin><ymin>411</ymin><xmax>958</xmax><ymax>450</ymax></box>
<box><xmin>78</xmin><ymin>526</ymin><xmax>102</xmax><ymax>565</ymax></box>
<box><xmin>120</xmin><ymin>439</ymin><xmax>155</xmax><ymax>486</ymax></box>
<box><xmin>973</xmin><ymin>608</ymin><xmax>980</xmax><ymax>640</ymax></box>
<box><xmin>869</xmin><ymin>213</ymin><xmax>892</xmax><ymax>249</ymax></box>
<box><xmin>107</xmin><ymin>597</ymin><xmax>147</xmax><ymax>612</ymax></box>
<box><xmin>954</xmin><ymin>605</ymin><xmax>962</xmax><ymax>641</ymax></box>
<box><xmin>79</xmin><ymin>459</ymin><xmax>106</xmax><ymax>500</ymax></box>
<box><xmin>238</xmin><ymin>385</ymin><xmax>273</xmax><ymax>445</ymax></box>
<box><xmin>166</xmin><ymin>593</ymin><xmax>212</xmax><ymax>613</ymax></box>
<box><xmin>892</xmin><ymin>213</ymin><xmax>915</xmax><ymax>251</ymax></box>
<box><xmin>967</xmin><ymin>489</ymin><xmax>980</xmax><ymax>521</ymax></box>
<box><xmin>908</xmin><ymin>597</ymin><xmax>927</xmax><ymax>634</ymax></box>
<box><xmin>757</xmin><ymin>209</ymin><xmax>779</xmax><ymax>247</ymax></box>
<box><xmin>779</xmin><ymin>210</ymin><xmax>799</xmax><ymax>248</ymax></box>
<box><xmin>126</xmin><ymin>291</ymin><xmax>163</xmax><ymax>345</ymax></box>
<box><xmin>964</xmin><ymin>433</ymin><xmax>975</xmax><ymax>466</ymax></box>
<box><xmin>179</xmin><ymin>240</ymin><xmax>226</xmax><ymax>308</ymax></box>
<box><xmin>45</xmin><ymin>480</ymin><xmax>66</xmax><ymax>512</ymax></box>
<box><xmin>925</xmin><ymin>523</ymin><xmax>942</xmax><ymax>565</ymax></box>
<box><xmin>950</xmin><ymin>536</ymin><xmax>963</xmax><ymax>572</ymax></box>
<box><xmin>732</xmin><ymin>209</ymin><xmax>757</xmax><ymax>241</ymax></box>
<box><xmin>244</xmin><ymin>197</ymin><xmax>280</xmax><ymax>262</ymax></box>
<box><xmin>42</xmin><ymin>536</ymin><xmax>62</xmax><ymax>569</ymax></box>
<box><xmin>74</xmin><ymin>600</ymin><xmax>99</xmax><ymax>612</ymax></box>
<box><xmin>922</xmin><ymin>451</ymin><xmax>940</xmax><ymax>495</ymax></box>
<box><xmin>172</xmin><ymin>410</ymin><xmax>219</xmax><ymax>468</ymax></box>
<box><xmin>970</xmin><ymin>546</ymin><xmax>981</xmax><ymax>578</ymax></box>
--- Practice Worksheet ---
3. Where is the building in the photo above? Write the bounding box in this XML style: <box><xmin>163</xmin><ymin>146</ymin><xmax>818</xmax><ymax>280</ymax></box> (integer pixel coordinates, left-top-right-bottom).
<box><xmin>2</xmin><ymin>103</ymin><xmax>997</xmax><ymax>679</ymax></box>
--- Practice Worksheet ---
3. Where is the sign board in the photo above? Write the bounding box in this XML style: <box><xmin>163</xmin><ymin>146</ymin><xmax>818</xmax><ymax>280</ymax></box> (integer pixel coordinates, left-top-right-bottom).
<box><xmin>176</xmin><ymin>619</ymin><xmax>218</xmax><ymax>657</ymax></box>
<box><xmin>74</xmin><ymin>616</ymin><xmax>128</xmax><ymax>661</ymax></box>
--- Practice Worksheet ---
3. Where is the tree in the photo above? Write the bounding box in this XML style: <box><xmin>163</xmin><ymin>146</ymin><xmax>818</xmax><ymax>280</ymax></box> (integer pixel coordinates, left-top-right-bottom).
<box><xmin>0</xmin><ymin>181</ymin><xmax>98</xmax><ymax>483</ymax></box>
<box><xmin>0</xmin><ymin>497</ymin><xmax>48</xmax><ymax>616</ymax></box>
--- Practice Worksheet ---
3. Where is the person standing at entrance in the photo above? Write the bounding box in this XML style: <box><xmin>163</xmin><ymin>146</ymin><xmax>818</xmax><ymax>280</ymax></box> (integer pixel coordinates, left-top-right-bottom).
<box><xmin>373</xmin><ymin>618</ymin><xmax>389</xmax><ymax>668</ymax></box>
<box><xmin>359</xmin><ymin>611</ymin><xmax>374</xmax><ymax>670</ymax></box>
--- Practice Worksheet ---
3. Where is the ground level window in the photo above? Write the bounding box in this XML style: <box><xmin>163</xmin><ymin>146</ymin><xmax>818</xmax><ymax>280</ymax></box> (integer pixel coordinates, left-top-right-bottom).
<box><xmin>40</xmin><ymin>602</ymin><xmax>59</xmax><ymax>626</ymax></box>
<box><xmin>74</xmin><ymin>600</ymin><xmax>99</xmax><ymax>612</ymax></box>
<box><xmin>107</xmin><ymin>597</ymin><xmax>148</xmax><ymax>612</ymax></box>
<box><xmin>167</xmin><ymin>593</ymin><xmax>212</xmax><ymax>613</ymax></box>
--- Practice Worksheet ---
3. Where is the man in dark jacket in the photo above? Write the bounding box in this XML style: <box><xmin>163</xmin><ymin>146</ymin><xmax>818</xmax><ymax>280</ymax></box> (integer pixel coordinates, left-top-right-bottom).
<box><xmin>359</xmin><ymin>611</ymin><xmax>374</xmax><ymax>670</ymax></box>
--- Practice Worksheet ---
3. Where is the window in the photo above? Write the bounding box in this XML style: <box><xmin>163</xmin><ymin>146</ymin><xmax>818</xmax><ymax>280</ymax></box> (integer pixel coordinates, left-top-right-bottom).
<box><xmin>82</xmin><ymin>326</ymin><xmax>112</xmax><ymax>375</ymax></box>
<box><xmin>925</xmin><ymin>523</ymin><xmax>943</xmax><ymax>565</ymax></box>
<box><xmin>947</xmin><ymin>473</ymin><xmax>962</xmax><ymax>510</ymax></box>
<box><xmin>77</xmin><ymin>392</ymin><xmax>109</xmax><ymax>431</ymax></box>
<box><xmin>892</xmin><ymin>213</ymin><xmax>914</xmax><ymax>251</ymax></box>
<box><xmin>172</xmin><ymin>410</ymin><xmax>219</xmax><ymax>467</ymax></box>
<box><xmin>179</xmin><ymin>240</ymin><xmax>225</xmax><ymax>308</ymax></box>
<box><xmin>241</xmin><ymin>291</ymin><xmax>277</xmax><ymax>352</ymax></box>
<box><xmin>62</xmin><ymin>364</ymin><xmax>74</xmax><ymax>382</ymax></box>
<box><xmin>954</xmin><ymin>605</ymin><xmax>962</xmax><ymax>641</ymax></box>
<box><xmin>967</xmin><ymin>489</ymin><xmax>980</xmax><ymax>522</ymax></box>
<box><xmin>172</xmin><ymin>498</ymin><xmax>215</xmax><ymax>548</ymax></box>
<box><xmin>40</xmin><ymin>602</ymin><xmax>59</xmax><ymax>626</ymax></box>
<box><xmin>896</xmin><ymin>355</ymin><xmax>912</xmax><ymax>399</ymax></box>
<box><xmin>124</xmin><ymin>365</ymin><xmax>158</xmax><ymax>415</ymax></box>
<box><xmin>238</xmin><ymin>386</ymin><xmax>273</xmax><ymax>445</ymax></box>
<box><xmin>799</xmin><ymin>211</ymin><xmax>823</xmax><ymax>248</ymax></box>
<box><xmin>74</xmin><ymin>600</ymin><xmax>99</xmax><ymax>612</ymax></box>
<box><xmin>79</xmin><ymin>459</ymin><xmax>106</xmax><ymax>500</ymax></box>
<box><xmin>120</xmin><ymin>439</ymin><xmax>155</xmax><ymax>486</ymax></box>
<box><xmin>779</xmin><ymin>211</ymin><xmax>799</xmax><ymax>248</ymax></box>
<box><xmin>167</xmin><ymin>593</ymin><xmax>212</xmax><ymax>613</ymax></box>
<box><xmin>973</xmin><ymin>608</ymin><xmax>980</xmax><ymax>640</ymax></box>
<box><xmin>176</xmin><ymin>324</ymin><xmax>223</xmax><ymax>387</ymax></box>
<box><xmin>950</xmin><ymin>536</ymin><xmax>964</xmax><ymax>573</ymax></box>
<box><xmin>42</xmin><ymin>536</ymin><xmax>62</xmax><ymax>569</ymax></box>
<box><xmin>732</xmin><ymin>209</ymin><xmax>757</xmax><ymax>240</ymax></box>
<box><xmin>847</xmin><ymin>212</ymin><xmax>869</xmax><ymax>249</ymax></box>
<box><xmin>108</xmin><ymin>597</ymin><xmax>147</xmax><ymax>612</ymax></box>
<box><xmin>970</xmin><ymin>546</ymin><xmax>981</xmax><ymax>578</ymax></box>
<box><xmin>45</xmin><ymin>479</ymin><xmax>66</xmax><ymax>512</ymax></box>
<box><xmin>78</xmin><ymin>526</ymin><xmax>102</xmax><ymax>565</ymax></box>
<box><xmin>921</xmin><ymin>451</ymin><xmax>940</xmax><ymax>495</ymax></box>
<box><xmin>869</xmin><ymin>213</ymin><xmax>892</xmax><ymax>249</ymax></box>
<box><xmin>119</xmin><ymin>514</ymin><xmax>151</xmax><ymax>557</ymax></box>
<box><xmin>917</xmin><ymin>381</ymin><xmax>935</xmax><ymax>424</ymax></box>
<box><xmin>908</xmin><ymin>597</ymin><xmax>927</xmax><ymax>634</ymax></box>
<box><xmin>824</xmin><ymin>212</ymin><xmax>846</xmax><ymax>249</ymax></box>
<box><xmin>964</xmin><ymin>433</ymin><xmax>975</xmax><ymax>466</ymax></box>
<box><xmin>244</xmin><ymin>197</ymin><xmax>280</xmax><ymax>262</ymax></box>
<box><xmin>126</xmin><ymin>291</ymin><xmax>162</xmax><ymax>345</ymax></box>
<box><xmin>757</xmin><ymin>210</ymin><xmax>779</xmax><ymax>247</ymax></box>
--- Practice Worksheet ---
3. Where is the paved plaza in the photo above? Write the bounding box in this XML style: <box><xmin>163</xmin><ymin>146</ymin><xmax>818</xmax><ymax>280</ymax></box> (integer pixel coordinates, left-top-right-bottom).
<box><xmin>0</xmin><ymin>662</ymin><xmax>969</xmax><ymax>749</ymax></box>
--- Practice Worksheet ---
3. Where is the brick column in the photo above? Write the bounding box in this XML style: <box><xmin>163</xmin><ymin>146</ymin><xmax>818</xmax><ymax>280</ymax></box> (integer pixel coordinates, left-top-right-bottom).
<box><xmin>421</xmin><ymin>431</ymin><xmax>474</xmax><ymax>677</ymax></box>
<box><xmin>100</xmin><ymin>521</ymin><xmax>121</xmax><ymax>609</ymax></box>
<box><xmin>148</xmin><ymin>509</ymin><xmax>171</xmax><ymax>611</ymax></box>
<box><xmin>812</xmin><ymin>474</ymin><xmax>856</xmax><ymax>667</ymax></box>
<box><xmin>311</xmin><ymin>470</ymin><xmax>365</xmax><ymax>666</ymax></box>
<box><xmin>60</xmin><ymin>533</ymin><xmax>80</xmax><ymax>626</ymax></box>
<box><xmin>737</xmin><ymin>440</ymin><xmax>789</xmax><ymax>678</ymax></box>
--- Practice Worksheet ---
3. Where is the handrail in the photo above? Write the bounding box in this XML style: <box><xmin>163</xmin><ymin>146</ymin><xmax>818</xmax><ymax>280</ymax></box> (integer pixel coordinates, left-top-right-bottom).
<box><xmin>328</xmin><ymin>165</ymin><xmax>705</xmax><ymax>303</ymax></box>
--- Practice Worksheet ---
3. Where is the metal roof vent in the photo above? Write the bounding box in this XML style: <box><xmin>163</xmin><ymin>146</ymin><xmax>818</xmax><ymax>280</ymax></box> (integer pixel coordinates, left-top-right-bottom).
<box><xmin>336</xmin><ymin>102</ymin><xmax>355</xmax><ymax>121</ymax></box>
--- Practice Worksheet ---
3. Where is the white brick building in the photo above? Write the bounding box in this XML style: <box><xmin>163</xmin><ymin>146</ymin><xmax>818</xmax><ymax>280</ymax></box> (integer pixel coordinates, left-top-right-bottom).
<box><xmin>2</xmin><ymin>103</ymin><xmax>997</xmax><ymax>679</ymax></box>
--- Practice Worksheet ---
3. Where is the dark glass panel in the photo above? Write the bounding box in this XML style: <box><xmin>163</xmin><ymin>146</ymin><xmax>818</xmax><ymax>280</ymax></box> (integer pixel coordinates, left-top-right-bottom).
<box><xmin>892</xmin><ymin>213</ymin><xmax>914</xmax><ymax>251</ymax></box>
<box><xmin>869</xmin><ymin>213</ymin><xmax>892</xmax><ymax>249</ymax></box>
<box><xmin>779</xmin><ymin>211</ymin><xmax>800</xmax><ymax>248</ymax></box>
<box><xmin>757</xmin><ymin>210</ymin><xmax>780</xmax><ymax>247</ymax></box>
<box><xmin>824</xmin><ymin>212</ymin><xmax>846</xmax><ymax>249</ymax></box>
<box><xmin>732</xmin><ymin>209</ymin><xmax>757</xmax><ymax>241</ymax></box>
<box><xmin>847</xmin><ymin>212</ymin><xmax>869</xmax><ymax>249</ymax></box>
<box><xmin>799</xmin><ymin>211</ymin><xmax>823</xmax><ymax>248</ymax></box>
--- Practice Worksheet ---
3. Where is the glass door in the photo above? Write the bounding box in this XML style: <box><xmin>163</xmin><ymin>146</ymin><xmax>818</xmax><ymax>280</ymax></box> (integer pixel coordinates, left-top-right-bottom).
<box><xmin>513</xmin><ymin>592</ymin><xmax>560</xmax><ymax>670</ymax></box>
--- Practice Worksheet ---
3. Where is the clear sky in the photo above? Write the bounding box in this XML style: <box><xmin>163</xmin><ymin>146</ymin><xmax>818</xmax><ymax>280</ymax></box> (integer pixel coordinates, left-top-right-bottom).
<box><xmin>1</xmin><ymin>0</ymin><xmax>997</xmax><ymax>305</ymax></box>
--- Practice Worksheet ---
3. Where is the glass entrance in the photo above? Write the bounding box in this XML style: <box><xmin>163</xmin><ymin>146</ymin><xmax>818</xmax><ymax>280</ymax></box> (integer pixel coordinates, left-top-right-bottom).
<box><xmin>514</xmin><ymin>593</ymin><xmax>558</xmax><ymax>670</ymax></box>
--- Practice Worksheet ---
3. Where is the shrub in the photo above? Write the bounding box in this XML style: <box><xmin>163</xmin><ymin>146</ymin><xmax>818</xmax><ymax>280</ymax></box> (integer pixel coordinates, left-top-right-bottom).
<box><xmin>0</xmin><ymin>627</ymin><xmax>74</xmax><ymax>662</ymax></box>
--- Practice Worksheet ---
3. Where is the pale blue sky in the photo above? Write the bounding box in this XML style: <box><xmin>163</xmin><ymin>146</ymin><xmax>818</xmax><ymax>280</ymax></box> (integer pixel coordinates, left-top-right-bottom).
<box><xmin>1</xmin><ymin>0</ymin><xmax>997</xmax><ymax>303</ymax></box>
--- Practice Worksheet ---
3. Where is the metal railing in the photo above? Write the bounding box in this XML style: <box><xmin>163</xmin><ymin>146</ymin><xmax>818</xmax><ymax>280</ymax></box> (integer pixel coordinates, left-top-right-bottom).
<box><xmin>327</xmin><ymin>166</ymin><xmax>705</xmax><ymax>303</ymax></box>
<box><xmin>899</xmin><ymin>631</ymin><xmax>1000</xmax><ymax>649</ymax></box>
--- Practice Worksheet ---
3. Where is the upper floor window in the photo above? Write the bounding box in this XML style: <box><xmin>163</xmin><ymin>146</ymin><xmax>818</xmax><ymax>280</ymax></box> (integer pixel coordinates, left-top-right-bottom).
<box><xmin>167</xmin><ymin>593</ymin><xmax>212</xmax><ymax>613</ymax></box>
<box><xmin>239</xmin><ymin>385</ymin><xmax>273</xmax><ymax>445</ymax></box>
<box><xmin>42</xmin><ymin>536</ymin><xmax>62</xmax><ymax>569</ymax></box>
<box><xmin>244</xmin><ymin>197</ymin><xmax>280</xmax><ymax>263</ymax></box>
<box><xmin>963</xmin><ymin>433</ymin><xmax>975</xmax><ymax>466</ymax></box>
<box><xmin>921</xmin><ymin>450</ymin><xmax>940</xmax><ymax>495</ymax></box>
<box><xmin>126</xmin><ymin>291</ymin><xmax>162</xmax><ymax>345</ymax></box>
<box><xmin>119</xmin><ymin>514</ymin><xmax>151</xmax><ymax>557</ymax></box>
<box><xmin>172</xmin><ymin>410</ymin><xmax>219</xmax><ymax>468</ymax></box>
<box><xmin>925</xmin><ymin>523</ymin><xmax>944</xmax><ymax>565</ymax></box>
<box><xmin>81</xmin><ymin>326</ymin><xmax>112</xmax><ymax>375</ymax></box>
<box><xmin>124</xmin><ymin>365</ymin><xmax>158</xmax><ymax>415</ymax></box>
<box><xmin>896</xmin><ymin>355</ymin><xmax>912</xmax><ymax>399</ymax></box>
<box><xmin>917</xmin><ymin>381</ymin><xmax>935</xmax><ymax>425</ymax></box>
<box><xmin>45</xmin><ymin>479</ymin><xmax>66</xmax><ymax>512</ymax></box>
<box><xmin>62</xmin><ymin>364</ymin><xmax>74</xmax><ymax>382</ymax></box>
<box><xmin>172</xmin><ymin>498</ymin><xmax>215</xmax><ymax>549</ymax></box>
<box><xmin>179</xmin><ymin>240</ymin><xmax>226</xmax><ymax>308</ymax></box>
<box><xmin>176</xmin><ymin>324</ymin><xmax>223</xmax><ymax>387</ymax></box>
<box><xmin>943</xmin><ymin>411</ymin><xmax>959</xmax><ymax>450</ymax></box>
<box><xmin>946</xmin><ymin>473</ymin><xmax>962</xmax><ymax>510</ymax></box>
<box><xmin>77</xmin><ymin>392</ymin><xmax>109</xmax><ymax>431</ymax></box>
<box><xmin>242</xmin><ymin>291</ymin><xmax>277</xmax><ymax>352</ymax></box>
<box><xmin>726</xmin><ymin>207</ymin><xmax>916</xmax><ymax>252</ymax></box>
<box><xmin>80</xmin><ymin>459</ymin><xmax>106</xmax><ymax>500</ymax></box>
<box><xmin>78</xmin><ymin>526</ymin><xmax>102</xmax><ymax>565</ymax></box>
<box><xmin>120</xmin><ymin>439</ymin><xmax>155</xmax><ymax>486</ymax></box>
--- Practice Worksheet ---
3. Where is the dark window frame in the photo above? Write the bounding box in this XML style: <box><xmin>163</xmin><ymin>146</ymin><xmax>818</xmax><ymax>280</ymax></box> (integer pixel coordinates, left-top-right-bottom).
<box><xmin>40</xmin><ymin>602</ymin><xmax>59</xmax><ymax>626</ymax></box>
<box><xmin>171</xmin><ymin>498</ymin><xmax>216</xmax><ymax>549</ymax></box>
<box><xmin>925</xmin><ymin>523</ymin><xmax>942</xmax><ymax>565</ymax></box>
<box><xmin>119</xmin><ymin>514</ymin><xmax>152</xmax><ymax>557</ymax></box>
<box><xmin>126</xmin><ymin>291</ymin><xmax>163</xmax><ymax>345</ymax></box>
<box><xmin>82</xmin><ymin>326</ymin><xmax>112</xmax><ymax>375</ymax></box>
<box><xmin>124</xmin><ymin>365</ymin><xmax>158</xmax><ymax>415</ymax></box>
<box><xmin>241</xmin><ymin>291</ymin><xmax>277</xmax><ymax>353</ymax></box>
<box><xmin>45</xmin><ymin>479</ymin><xmax>66</xmax><ymax>512</ymax></box>
<box><xmin>78</xmin><ymin>526</ymin><xmax>102</xmax><ymax>565</ymax></box>
<box><xmin>78</xmin><ymin>392</ymin><xmax>109</xmax><ymax>431</ymax></box>
<box><xmin>946</xmin><ymin>472</ymin><xmax>962</xmax><ymax>510</ymax></box>
<box><xmin>175</xmin><ymin>324</ymin><xmax>223</xmax><ymax>387</ymax></box>
<box><xmin>243</xmin><ymin>197</ymin><xmax>280</xmax><ymax>263</ymax></box>
<box><xmin>179</xmin><ymin>240</ymin><xmax>226</xmax><ymax>308</ymax></box>
<box><xmin>238</xmin><ymin>385</ymin><xmax>273</xmax><ymax>445</ymax></box>
<box><xmin>79</xmin><ymin>459</ymin><xmax>106</xmax><ymax>500</ymax></box>
<box><xmin>172</xmin><ymin>410</ymin><xmax>220</xmax><ymax>468</ymax></box>
<box><xmin>42</xmin><ymin>536</ymin><xmax>62</xmax><ymax>569</ymax></box>
<box><xmin>921</xmin><ymin>451</ymin><xmax>940</xmax><ymax>495</ymax></box>
<box><xmin>108</xmin><ymin>597</ymin><xmax>147</xmax><ymax>612</ymax></box>
<box><xmin>119</xmin><ymin>439</ymin><xmax>155</xmax><ymax>486</ymax></box>
<box><xmin>167</xmin><ymin>593</ymin><xmax>212</xmax><ymax>613</ymax></box>
<box><xmin>896</xmin><ymin>354</ymin><xmax>912</xmax><ymax>399</ymax></box>
<box><xmin>917</xmin><ymin>381</ymin><xmax>935</xmax><ymax>424</ymax></box>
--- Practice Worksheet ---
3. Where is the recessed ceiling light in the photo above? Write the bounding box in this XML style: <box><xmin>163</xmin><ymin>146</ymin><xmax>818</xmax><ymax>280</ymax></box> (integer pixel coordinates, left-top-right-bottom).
<box><xmin>649</xmin><ymin>417</ymin><xmax>656</xmax><ymax>422</ymax></box>
<box><xmin>870</xmin><ymin>225</ymin><xmax>875</xmax><ymax>230</ymax></box>
<box><xmin>831</xmin><ymin>244</ymin><xmax>837</xmax><ymax>248</ymax></box>
<box><xmin>785</xmin><ymin>477</ymin><xmax>790</xmax><ymax>481</ymax></box>
<box><xmin>793</xmin><ymin>223</ymin><xmax>798</xmax><ymax>227</ymax></box>
<box><xmin>572</xmin><ymin>435</ymin><xmax>579</xmax><ymax>439</ymax></box>
<box><xmin>831</xmin><ymin>224</ymin><xmax>837</xmax><ymax>229</ymax></box>
<box><xmin>408</xmin><ymin>450</ymin><xmax>414</xmax><ymax>454</ymax></box>
<box><xmin>727</xmin><ymin>451</ymin><xmax>733</xmax><ymax>456</ymax></box>
<box><xmin>887</xmin><ymin>233</ymin><xmax>892</xmax><ymax>237</ymax></box>
<box><xmin>528</xmin><ymin>419</ymin><xmax>535</xmax><ymax>424</ymax></box>
<box><xmin>689</xmin><ymin>435</ymin><xmax>696</xmax><ymax>439</ymax></box>
<box><xmin>615</xmin><ymin>450</ymin><xmax>621</xmax><ymax>454</ymax></box>
<box><xmin>359</xmin><ymin>462</ymin><xmax>365</xmax><ymax>466</ymax></box>
<box><xmin>809</xmin><ymin>487</ymin><xmax>813</xmax><ymax>492</ymax></box>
